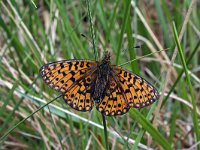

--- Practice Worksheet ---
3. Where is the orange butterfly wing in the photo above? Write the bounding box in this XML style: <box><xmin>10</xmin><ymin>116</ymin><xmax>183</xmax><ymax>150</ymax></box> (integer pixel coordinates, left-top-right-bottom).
<box><xmin>95</xmin><ymin>65</ymin><xmax>159</xmax><ymax>116</ymax></box>
<box><xmin>40</xmin><ymin>60</ymin><xmax>97</xmax><ymax>111</ymax></box>
<box><xmin>113</xmin><ymin>66</ymin><xmax>160</xmax><ymax>108</ymax></box>
<box><xmin>40</xmin><ymin>59</ymin><xmax>159</xmax><ymax>115</ymax></box>
<box><xmin>63</xmin><ymin>74</ymin><xmax>96</xmax><ymax>111</ymax></box>
<box><xmin>96</xmin><ymin>77</ymin><xmax>130</xmax><ymax>116</ymax></box>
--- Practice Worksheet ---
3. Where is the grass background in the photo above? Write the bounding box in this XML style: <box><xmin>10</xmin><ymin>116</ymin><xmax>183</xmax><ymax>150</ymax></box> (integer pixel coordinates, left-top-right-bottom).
<box><xmin>0</xmin><ymin>0</ymin><xmax>200</xmax><ymax>149</ymax></box>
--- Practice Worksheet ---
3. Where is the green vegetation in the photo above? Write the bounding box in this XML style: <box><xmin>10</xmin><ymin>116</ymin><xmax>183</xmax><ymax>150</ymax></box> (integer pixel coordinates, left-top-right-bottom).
<box><xmin>0</xmin><ymin>0</ymin><xmax>199</xmax><ymax>149</ymax></box>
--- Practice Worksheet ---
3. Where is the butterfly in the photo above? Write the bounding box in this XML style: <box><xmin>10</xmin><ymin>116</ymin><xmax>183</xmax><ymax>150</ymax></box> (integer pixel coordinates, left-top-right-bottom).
<box><xmin>40</xmin><ymin>52</ymin><xmax>159</xmax><ymax>116</ymax></box>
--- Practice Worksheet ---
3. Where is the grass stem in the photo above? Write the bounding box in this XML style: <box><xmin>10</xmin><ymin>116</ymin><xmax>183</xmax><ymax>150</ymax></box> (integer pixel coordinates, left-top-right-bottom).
<box><xmin>102</xmin><ymin>114</ymin><xmax>109</xmax><ymax>150</ymax></box>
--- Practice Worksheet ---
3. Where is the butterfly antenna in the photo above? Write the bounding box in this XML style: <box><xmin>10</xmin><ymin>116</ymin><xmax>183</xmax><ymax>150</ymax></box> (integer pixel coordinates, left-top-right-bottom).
<box><xmin>81</xmin><ymin>34</ymin><xmax>93</xmax><ymax>45</ymax></box>
<box><xmin>134</xmin><ymin>45</ymin><xmax>141</xmax><ymax>49</ymax></box>
<box><xmin>120</xmin><ymin>48</ymin><xmax>170</xmax><ymax>66</ymax></box>
<box><xmin>122</xmin><ymin>45</ymin><xmax>141</xmax><ymax>55</ymax></box>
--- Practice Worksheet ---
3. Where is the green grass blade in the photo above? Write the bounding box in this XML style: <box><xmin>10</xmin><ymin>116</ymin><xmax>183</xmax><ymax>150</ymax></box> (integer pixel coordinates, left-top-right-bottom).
<box><xmin>129</xmin><ymin>109</ymin><xmax>172</xmax><ymax>150</ymax></box>
<box><xmin>161</xmin><ymin>40</ymin><xmax>200</xmax><ymax>108</ymax></box>
<box><xmin>115</xmin><ymin>0</ymin><xmax>131</xmax><ymax>64</ymax></box>
<box><xmin>153</xmin><ymin>0</ymin><xmax>171</xmax><ymax>47</ymax></box>
<box><xmin>126</xmin><ymin>14</ymin><xmax>139</xmax><ymax>74</ymax></box>
<box><xmin>131</xmin><ymin>102</ymin><xmax>157</xmax><ymax>149</ymax></box>
<box><xmin>0</xmin><ymin>96</ymin><xmax>61</xmax><ymax>144</ymax></box>
<box><xmin>172</xmin><ymin>22</ymin><xmax>200</xmax><ymax>149</ymax></box>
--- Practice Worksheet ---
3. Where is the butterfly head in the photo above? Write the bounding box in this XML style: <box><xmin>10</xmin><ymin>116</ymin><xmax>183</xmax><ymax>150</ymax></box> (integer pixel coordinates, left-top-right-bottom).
<box><xmin>102</xmin><ymin>51</ymin><xmax>111</xmax><ymax>64</ymax></box>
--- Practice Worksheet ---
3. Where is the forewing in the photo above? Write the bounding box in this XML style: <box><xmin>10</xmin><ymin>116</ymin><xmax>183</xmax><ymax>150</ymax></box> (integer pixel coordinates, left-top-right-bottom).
<box><xmin>96</xmin><ymin>77</ymin><xmax>130</xmax><ymax>116</ymax></box>
<box><xmin>40</xmin><ymin>60</ymin><xmax>97</xmax><ymax>93</ymax></box>
<box><xmin>113</xmin><ymin>66</ymin><xmax>160</xmax><ymax>108</ymax></box>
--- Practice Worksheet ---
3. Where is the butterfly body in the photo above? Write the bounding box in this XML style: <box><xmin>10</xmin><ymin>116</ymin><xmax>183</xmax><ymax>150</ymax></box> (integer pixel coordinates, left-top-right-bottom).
<box><xmin>40</xmin><ymin>52</ymin><xmax>159</xmax><ymax>116</ymax></box>
<box><xmin>91</xmin><ymin>53</ymin><xmax>112</xmax><ymax>102</ymax></box>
